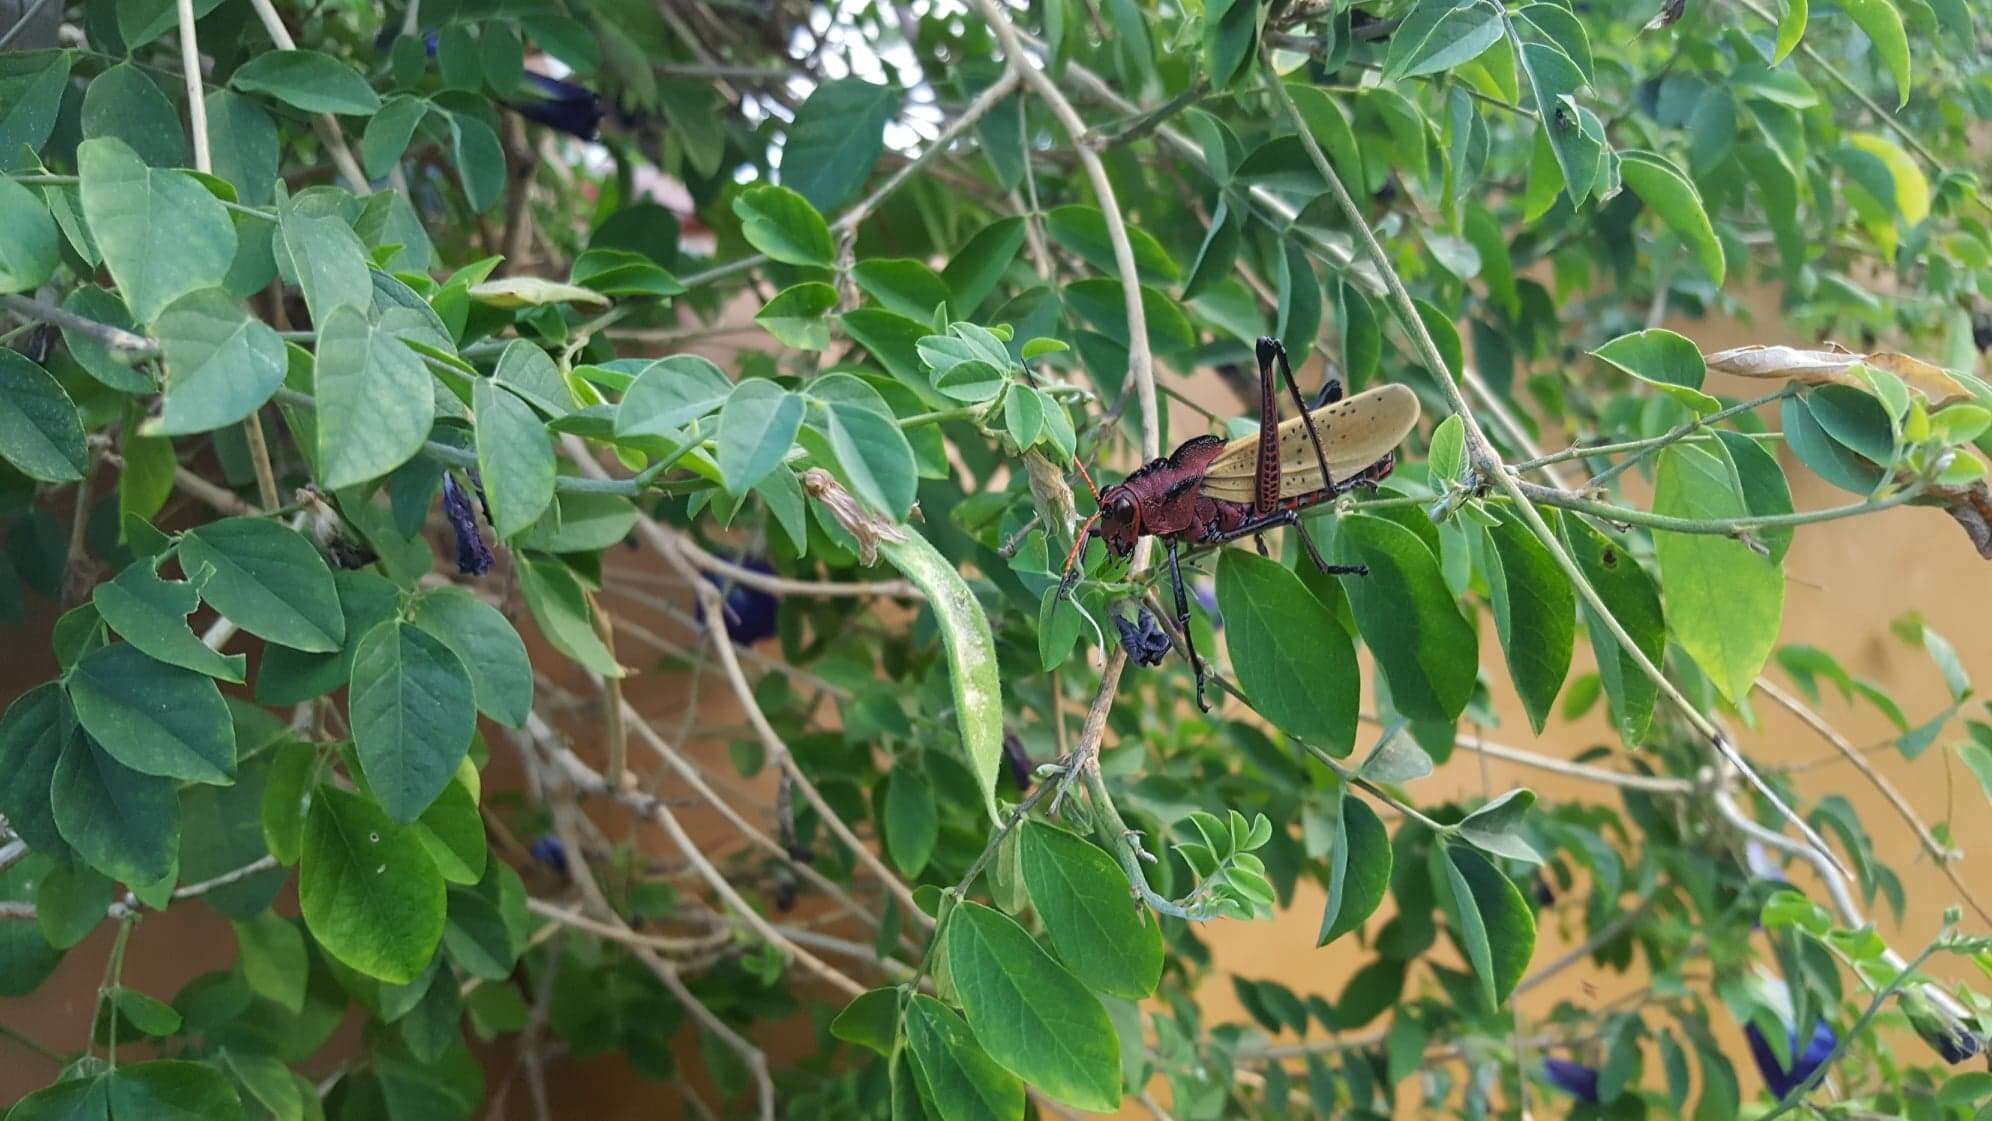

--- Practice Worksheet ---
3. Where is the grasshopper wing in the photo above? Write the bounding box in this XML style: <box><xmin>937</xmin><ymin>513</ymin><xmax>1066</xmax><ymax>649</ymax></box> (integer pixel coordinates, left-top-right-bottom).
<box><xmin>1199</xmin><ymin>383</ymin><xmax>1420</xmax><ymax>502</ymax></box>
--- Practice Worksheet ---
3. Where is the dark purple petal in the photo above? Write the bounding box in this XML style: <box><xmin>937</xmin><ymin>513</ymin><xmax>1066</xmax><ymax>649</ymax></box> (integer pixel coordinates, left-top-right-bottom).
<box><xmin>1001</xmin><ymin>732</ymin><xmax>1032</xmax><ymax>792</ymax></box>
<box><xmin>528</xmin><ymin>836</ymin><xmax>569</xmax><ymax>875</ymax></box>
<box><xmin>1746</xmin><ymin>1020</ymin><xmax>1836</xmax><ymax>1099</ymax></box>
<box><xmin>702</xmin><ymin>557</ymin><xmax>779</xmax><ymax>644</ymax></box>
<box><xmin>1114</xmin><ymin>608</ymin><xmax>1173</xmax><ymax>667</ymax></box>
<box><xmin>511</xmin><ymin>71</ymin><xmax>604</xmax><ymax>140</ymax></box>
<box><xmin>441</xmin><ymin>473</ymin><xmax>495</xmax><ymax>576</ymax></box>
<box><xmin>1541</xmin><ymin>1058</ymin><xmax>1600</xmax><ymax>1104</ymax></box>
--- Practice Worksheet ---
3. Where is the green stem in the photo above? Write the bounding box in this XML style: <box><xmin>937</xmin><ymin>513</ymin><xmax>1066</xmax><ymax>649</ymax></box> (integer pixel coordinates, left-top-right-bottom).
<box><xmin>1514</xmin><ymin>480</ymin><xmax>1926</xmax><ymax>536</ymax></box>
<box><xmin>1514</xmin><ymin>389</ymin><xmax>1792</xmax><ymax>477</ymax></box>
<box><xmin>99</xmin><ymin>917</ymin><xmax>134</xmax><ymax>1069</ymax></box>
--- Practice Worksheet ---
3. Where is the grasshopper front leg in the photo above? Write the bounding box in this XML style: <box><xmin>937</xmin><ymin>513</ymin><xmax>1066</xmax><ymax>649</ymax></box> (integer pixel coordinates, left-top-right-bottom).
<box><xmin>1166</xmin><ymin>539</ymin><xmax>1211</xmax><ymax>712</ymax></box>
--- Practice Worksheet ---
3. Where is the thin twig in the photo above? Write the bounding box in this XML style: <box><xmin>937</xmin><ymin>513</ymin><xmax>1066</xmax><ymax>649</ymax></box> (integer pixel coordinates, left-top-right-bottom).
<box><xmin>1755</xmin><ymin>676</ymin><xmax>1992</xmax><ymax>928</ymax></box>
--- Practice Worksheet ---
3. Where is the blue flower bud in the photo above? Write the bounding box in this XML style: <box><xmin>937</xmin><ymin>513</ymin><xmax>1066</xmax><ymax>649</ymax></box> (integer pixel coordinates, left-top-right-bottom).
<box><xmin>528</xmin><ymin>835</ymin><xmax>568</xmax><ymax>876</ymax></box>
<box><xmin>1745</xmin><ymin>1019</ymin><xmax>1836</xmax><ymax>1099</ymax></box>
<box><xmin>1541</xmin><ymin>1058</ymin><xmax>1600</xmax><ymax>1104</ymax></box>
<box><xmin>512</xmin><ymin>72</ymin><xmax>605</xmax><ymax>141</ymax></box>
<box><xmin>702</xmin><ymin>558</ymin><xmax>779</xmax><ymax>644</ymax></box>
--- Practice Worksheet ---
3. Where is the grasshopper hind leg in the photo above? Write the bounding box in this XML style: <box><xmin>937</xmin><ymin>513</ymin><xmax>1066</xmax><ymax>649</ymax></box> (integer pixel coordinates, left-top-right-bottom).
<box><xmin>1166</xmin><ymin>540</ymin><xmax>1212</xmax><ymax>712</ymax></box>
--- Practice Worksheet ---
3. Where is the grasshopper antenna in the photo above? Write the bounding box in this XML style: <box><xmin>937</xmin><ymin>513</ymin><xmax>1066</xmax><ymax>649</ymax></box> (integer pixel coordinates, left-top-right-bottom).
<box><xmin>1054</xmin><ymin>456</ymin><xmax>1107</xmax><ymax>604</ymax></box>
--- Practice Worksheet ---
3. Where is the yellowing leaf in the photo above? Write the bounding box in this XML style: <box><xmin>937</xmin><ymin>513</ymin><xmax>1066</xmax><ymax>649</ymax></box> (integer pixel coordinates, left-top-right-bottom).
<box><xmin>1847</xmin><ymin>132</ymin><xmax>1929</xmax><ymax>225</ymax></box>
<box><xmin>467</xmin><ymin>277</ymin><xmax>611</xmax><ymax>309</ymax></box>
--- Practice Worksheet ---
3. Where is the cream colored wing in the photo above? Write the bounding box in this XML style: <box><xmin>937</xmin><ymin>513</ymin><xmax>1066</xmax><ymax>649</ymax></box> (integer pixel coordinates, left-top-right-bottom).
<box><xmin>1200</xmin><ymin>383</ymin><xmax>1421</xmax><ymax>503</ymax></box>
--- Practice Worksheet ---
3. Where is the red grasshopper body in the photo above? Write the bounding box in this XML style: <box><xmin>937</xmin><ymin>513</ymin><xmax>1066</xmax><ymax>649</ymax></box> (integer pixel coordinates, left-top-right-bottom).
<box><xmin>1064</xmin><ymin>337</ymin><xmax>1421</xmax><ymax>709</ymax></box>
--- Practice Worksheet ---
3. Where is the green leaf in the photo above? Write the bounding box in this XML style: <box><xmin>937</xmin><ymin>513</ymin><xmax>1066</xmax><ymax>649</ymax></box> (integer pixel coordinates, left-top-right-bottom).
<box><xmin>732</xmin><ymin>185</ymin><xmax>835</xmax><ymax>267</ymax></box>
<box><xmin>883</xmin><ymin>761</ymin><xmax>938</xmax><ymax>877</ymax></box>
<box><xmin>1216</xmin><ymin>549</ymin><xmax>1360</xmax><ymax>755</ymax></box>
<box><xmin>1563</xmin><ymin>518</ymin><xmax>1664</xmax><ymax>746</ymax></box>
<box><xmin>52</xmin><ymin>732</ymin><xmax>181</xmax><ymax>885</ymax></box>
<box><xmin>472</xmin><ymin>379</ymin><xmax>555</xmax><ymax>539</ymax></box>
<box><xmin>1428</xmin><ymin>415</ymin><xmax>1467</xmax><ymax>488</ymax></box>
<box><xmin>516</xmin><ymin>556</ymin><xmax>624</xmax><ymax>677</ymax></box>
<box><xmin>0</xmin><ymin>683</ymin><xmax>75</xmax><ymax>854</ymax></box>
<box><xmin>92</xmin><ymin>565</ymin><xmax>246</xmax><ymax>683</ymax></box>
<box><xmin>77</xmin><ymin>138</ymin><xmax>237</xmax><ymax>325</ymax></box>
<box><xmin>349</xmin><ymin>621</ymin><xmax>477</xmax><ymax>825</ymax></box>
<box><xmin>204</xmin><ymin>91</ymin><xmax>280</xmax><ymax>207</ymax></box>
<box><xmin>411</xmin><ymin>586</ymin><xmax>533</xmax><ymax>729</ymax></box>
<box><xmin>1318</xmin><ymin>791</ymin><xmax>1391</xmax><ymax>945</ymax></box>
<box><xmin>1044</xmin><ymin>205</ymin><xmax>1178</xmax><ymax>284</ymax></box>
<box><xmin>1456</xmin><ymin>788</ymin><xmax>1543</xmax><ymax>863</ymax></box>
<box><xmin>1019</xmin><ymin>821</ymin><xmax>1163</xmax><ymax>1000</ymax></box>
<box><xmin>35</xmin><ymin>861</ymin><xmax>109</xmax><ymax>949</ymax></box>
<box><xmin>490</xmin><ymin>339</ymin><xmax>571</xmax><ymax>417</ymax></box>
<box><xmin>932</xmin><ymin>361</ymin><xmax>1006</xmax><ymax>404</ymax></box>
<box><xmin>944</xmin><ymin>901</ymin><xmax>1122</xmax><ymax>1112</ymax></box>
<box><xmin>1839</xmin><ymin>0</ymin><xmax>1910</xmax><ymax>107</ymax></box>
<box><xmin>0</xmin><ymin>350</ymin><xmax>87</xmax><ymax>483</ymax></box>
<box><xmin>754</xmin><ymin>282</ymin><xmax>837</xmax><ymax>351</ymax></box>
<box><xmin>1776</xmin><ymin>0</ymin><xmax>1807</xmax><ymax>61</ymax></box>
<box><xmin>231</xmin><ymin>50</ymin><xmax>383</xmax><ymax>115</ymax></box>
<box><xmin>942</xmin><ymin>218</ymin><xmax>1026</xmax><ymax>316</ymax></box>
<box><xmin>180</xmin><ymin>518</ymin><xmax>345</xmax><ymax>653</ymax></box>
<box><xmin>830</xmin><ymin>988</ymin><xmax>899</xmax><ymax>1058</ymax></box>
<box><xmin>81</xmin><ymin>63</ymin><xmax>186</xmax><ymax>168</ymax></box>
<box><xmin>1331</xmin><ymin>514</ymin><xmax>1478</xmax><ymax>723</ymax></box>
<box><xmin>1003</xmin><ymin>385</ymin><xmax>1044</xmax><ymax>450</ymax></box>
<box><xmin>1783</xmin><ymin>394</ymin><xmax>1885</xmax><ymax>494</ymax></box>
<box><xmin>615</xmin><ymin>354</ymin><xmax>734</xmax><ymax>440</ymax></box>
<box><xmin>1442</xmin><ymin>844</ymin><xmax>1535</xmax><ymax>1008</ymax></box>
<box><xmin>234</xmin><ymin>912</ymin><xmax>308</xmax><ymax>1012</ymax></box>
<box><xmin>718</xmin><ymin>380</ymin><xmax>805</xmax><ymax>496</ymax></box>
<box><xmin>314</xmin><ymin>304</ymin><xmax>437</xmax><ymax>489</ymax></box>
<box><xmin>1619</xmin><ymin>150</ymin><xmax>1725</xmax><ymax>286</ymax></box>
<box><xmin>147</xmin><ymin>289</ymin><xmax>288</xmax><ymax>436</ymax></box>
<box><xmin>0</xmin><ymin>174</ymin><xmax>57</xmax><ymax>293</ymax></box>
<box><xmin>1516</xmin><ymin>40</ymin><xmax>1611</xmax><ymax>206</ymax></box>
<box><xmin>805</xmin><ymin>375</ymin><xmax>918</xmax><ymax>518</ymax></box>
<box><xmin>255</xmin><ymin>569</ymin><xmax>400</xmax><ymax>705</ymax></box>
<box><xmin>1384</xmin><ymin>0</ymin><xmax>1502</xmax><ymax>80</ymax></box>
<box><xmin>108</xmin><ymin>1061</ymin><xmax>245</xmax><ymax>1121</ymax></box>
<box><xmin>0</xmin><ymin>51</ymin><xmax>71</xmax><ymax>172</ymax></box>
<box><xmin>1960</xmin><ymin>741</ymin><xmax>1992</xmax><ymax>806</ymax></box>
<box><xmin>569</xmin><ymin>248</ymin><xmax>683</xmax><ymax>299</ymax></box>
<box><xmin>4</xmin><ymin>1075</ymin><xmax>108</xmax><ymax>1121</ymax></box>
<box><xmin>443</xmin><ymin>111</ymin><xmax>506</xmax><ymax>213</ymax></box>
<box><xmin>1651</xmin><ymin>444</ymin><xmax>1784</xmax><ymax>702</ymax></box>
<box><xmin>277</xmin><ymin>192</ymin><xmax>373</xmax><ymax>327</ymax></box>
<box><xmin>781</xmin><ymin>78</ymin><xmax>900</xmax><ymax>214</ymax></box>
<box><xmin>877</xmin><ymin>530</ymin><xmax>1003</xmax><ymax>823</ymax></box>
<box><xmin>67</xmin><ymin>642</ymin><xmax>235</xmax><ymax>785</ymax></box>
<box><xmin>1203</xmin><ymin>0</ymin><xmax>1258</xmax><ymax>87</ymax></box>
<box><xmin>299</xmin><ymin>785</ymin><xmax>445</xmax><ymax>984</ymax></box>
<box><xmin>60</xmin><ymin>286</ymin><xmax>149</xmax><ymax>393</ymax></box>
<box><xmin>903</xmin><ymin>994</ymin><xmax>1027</xmax><ymax>1121</ymax></box>
<box><xmin>412</xmin><ymin>767</ymin><xmax>485</xmax><ymax>885</ymax></box>
<box><xmin>219</xmin><ymin>1051</ymin><xmax>302</xmax><ymax>1121</ymax></box>
<box><xmin>852</xmin><ymin>259</ymin><xmax>951</xmax><ymax>320</ymax></box>
<box><xmin>1480</xmin><ymin>511</ymin><xmax>1574</xmax><ymax>734</ymax></box>
<box><xmin>1591</xmin><ymin>329</ymin><xmax>1718</xmax><ymax>414</ymax></box>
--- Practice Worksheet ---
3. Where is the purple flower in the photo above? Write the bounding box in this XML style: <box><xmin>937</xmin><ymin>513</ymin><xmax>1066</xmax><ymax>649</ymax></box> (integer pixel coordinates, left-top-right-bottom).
<box><xmin>1113</xmin><ymin>608</ymin><xmax>1172</xmax><ymax>667</ymax></box>
<box><xmin>704</xmin><ymin>558</ymin><xmax>779</xmax><ymax>644</ymax></box>
<box><xmin>1002</xmin><ymin>732</ymin><xmax>1033</xmax><ymax>792</ymax></box>
<box><xmin>1746</xmin><ymin>1020</ymin><xmax>1836</xmax><ymax>1099</ymax></box>
<box><xmin>1192</xmin><ymin>582</ymin><xmax>1221</xmax><ymax>629</ymax></box>
<box><xmin>1541</xmin><ymin>1058</ymin><xmax>1600</xmax><ymax>1104</ymax></box>
<box><xmin>1531</xmin><ymin>874</ymin><xmax>1556</xmax><ymax>907</ymax></box>
<box><xmin>1904</xmin><ymin>995</ymin><xmax>1984</xmax><ymax>1064</ymax></box>
<box><xmin>528</xmin><ymin>836</ymin><xmax>568</xmax><ymax>876</ymax></box>
<box><xmin>512</xmin><ymin>72</ymin><xmax>605</xmax><ymax>141</ymax></box>
<box><xmin>441</xmin><ymin>473</ymin><xmax>494</xmax><ymax>576</ymax></box>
